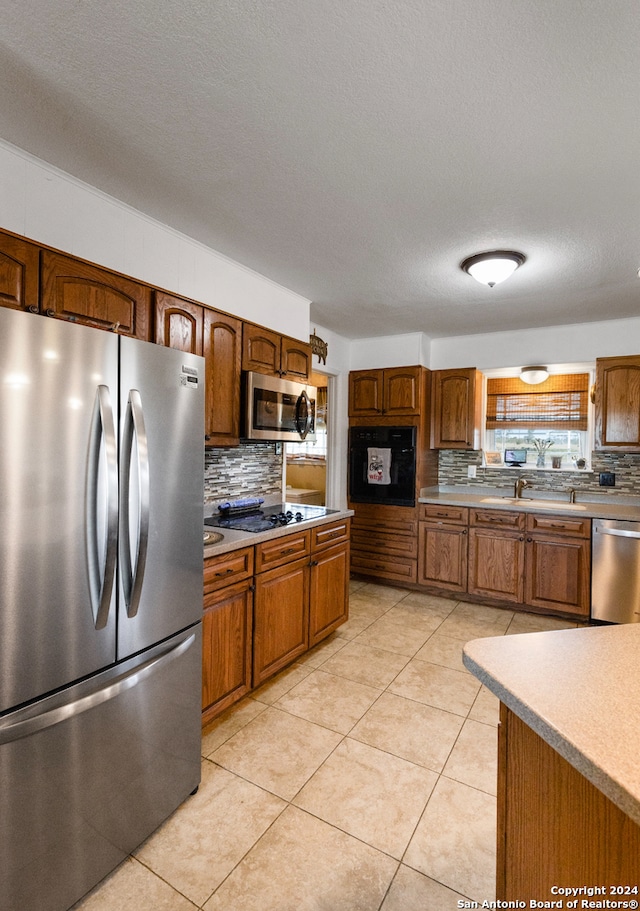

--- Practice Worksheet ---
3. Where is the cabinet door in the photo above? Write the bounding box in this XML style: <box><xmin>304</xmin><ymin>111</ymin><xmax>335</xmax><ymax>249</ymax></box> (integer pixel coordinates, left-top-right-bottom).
<box><xmin>309</xmin><ymin>542</ymin><xmax>349</xmax><ymax>647</ymax></box>
<box><xmin>242</xmin><ymin>323</ymin><xmax>281</xmax><ymax>375</ymax></box>
<box><xmin>348</xmin><ymin>369</ymin><xmax>384</xmax><ymax>416</ymax></box>
<box><xmin>383</xmin><ymin>366</ymin><xmax>422</xmax><ymax>416</ymax></box>
<box><xmin>468</xmin><ymin>528</ymin><xmax>525</xmax><ymax>602</ymax></box>
<box><xmin>594</xmin><ymin>355</ymin><xmax>640</xmax><ymax>451</ymax></box>
<box><xmin>155</xmin><ymin>291</ymin><xmax>203</xmax><ymax>354</ymax></box>
<box><xmin>418</xmin><ymin>523</ymin><xmax>468</xmax><ymax>593</ymax></box>
<box><xmin>41</xmin><ymin>251</ymin><xmax>152</xmax><ymax>338</ymax></box>
<box><xmin>0</xmin><ymin>232</ymin><xmax>39</xmax><ymax>312</ymax></box>
<box><xmin>524</xmin><ymin>535</ymin><xmax>590</xmax><ymax>617</ymax></box>
<box><xmin>202</xmin><ymin>579</ymin><xmax>253</xmax><ymax>724</ymax></box>
<box><xmin>253</xmin><ymin>557</ymin><xmax>309</xmax><ymax>685</ymax></box>
<box><xmin>280</xmin><ymin>336</ymin><xmax>311</xmax><ymax>380</ymax></box>
<box><xmin>431</xmin><ymin>367</ymin><xmax>482</xmax><ymax>449</ymax></box>
<box><xmin>203</xmin><ymin>310</ymin><xmax>242</xmax><ymax>445</ymax></box>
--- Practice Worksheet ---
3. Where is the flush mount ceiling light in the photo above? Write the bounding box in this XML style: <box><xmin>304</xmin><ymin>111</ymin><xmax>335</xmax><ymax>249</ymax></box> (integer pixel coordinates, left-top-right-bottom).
<box><xmin>520</xmin><ymin>366</ymin><xmax>549</xmax><ymax>385</ymax></box>
<box><xmin>460</xmin><ymin>250</ymin><xmax>526</xmax><ymax>288</ymax></box>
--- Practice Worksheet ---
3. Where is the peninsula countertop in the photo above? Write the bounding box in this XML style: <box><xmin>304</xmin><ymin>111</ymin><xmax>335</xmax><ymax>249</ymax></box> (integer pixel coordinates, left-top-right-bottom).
<box><xmin>463</xmin><ymin>623</ymin><xmax>640</xmax><ymax>827</ymax></box>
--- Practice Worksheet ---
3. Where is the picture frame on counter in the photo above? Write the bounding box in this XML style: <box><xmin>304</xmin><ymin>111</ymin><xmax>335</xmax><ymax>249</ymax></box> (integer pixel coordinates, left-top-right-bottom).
<box><xmin>484</xmin><ymin>450</ymin><xmax>503</xmax><ymax>466</ymax></box>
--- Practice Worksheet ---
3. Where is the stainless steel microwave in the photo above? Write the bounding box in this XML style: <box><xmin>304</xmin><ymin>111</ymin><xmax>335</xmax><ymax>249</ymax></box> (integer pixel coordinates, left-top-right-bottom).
<box><xmin>243</xmin><ymin>372</ymin><xmax>316</xmax><ymax>442</ymax></box>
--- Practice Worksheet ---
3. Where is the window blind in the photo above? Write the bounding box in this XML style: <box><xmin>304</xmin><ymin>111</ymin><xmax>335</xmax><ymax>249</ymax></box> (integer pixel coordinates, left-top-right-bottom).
<box><xmin>486</xmin><ymin>374</ymin><xmax>589</xmax><ymax>430</ymax></box>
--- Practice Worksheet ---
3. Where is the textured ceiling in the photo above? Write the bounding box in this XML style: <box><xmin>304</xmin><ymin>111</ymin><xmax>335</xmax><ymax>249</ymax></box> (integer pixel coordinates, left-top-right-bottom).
<box><xmin>1</xmin><ymin>0</ymin><xmax>639</xmax><ymax>339</ymax></box>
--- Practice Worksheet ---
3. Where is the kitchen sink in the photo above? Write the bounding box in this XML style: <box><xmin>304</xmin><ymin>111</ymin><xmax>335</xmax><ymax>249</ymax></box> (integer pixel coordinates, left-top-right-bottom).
<box><xmin>204</xmin><ymin>530</ymin><xmax>224</xmax><ymax>544</ymax></box>
<box><xmin>480</xmin><ymin>497</ymin><xmax>587</xmax><ymax>511</ymax></box>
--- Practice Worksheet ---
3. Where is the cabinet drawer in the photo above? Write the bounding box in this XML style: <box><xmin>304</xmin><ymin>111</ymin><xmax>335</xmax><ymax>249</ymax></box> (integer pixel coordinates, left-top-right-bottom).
<box><xmin>470</xmin><ymin>508</ymin><xmax>525</xmax><ymax>531</ymax></box>
<box><xmin>351</xmin><ymin>529</ymin><xmax>418</xmax><ymax>558</ymax></box>
<box><xmin>420</xmin><ymin>504</ymin><xmax>469</xmax><ymax>525</ymax></box>
<box><xmin>204</xmin><ymin>547</ymin><xmax>254</xmax><ymax>594</ymax></box>
<box><xmin>525</xmin><ymin>513</ymin><xmax>591</xmax><ymax>538</ymax></box>
<box><xmin>311</xmin><ymin>519</ymin><xmax>351</xmax><ymax>551</ymax></box>
<box><xmin>255</xmin><ymin>530</ymin><xmax>310</xmax><ymax>572</ymax></box>
<box><xmin>350</xmin><ymin>551</ymin><xmax>417</xmax><ymax>583</ymax></box>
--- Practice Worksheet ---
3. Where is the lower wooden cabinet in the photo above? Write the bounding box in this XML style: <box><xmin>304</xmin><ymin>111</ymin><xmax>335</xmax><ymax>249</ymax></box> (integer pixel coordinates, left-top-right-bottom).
<box><xmin>203</xmin><ymin>520</ymin><xmax>351</xmax><ymax>722</ymax></box>
<box><xmin>498</xmin><ymin>705</ymin><xmax>640</xmax><ymax>897</ymax></box>
<box><xmin>468</xmin><ymin>509</ymin><xmax>526</xmax><ymax>603</ymax></box>
<box><xmin>202</xmin><ymin>579</ymin><xmax>253</xmax><ymax>725</ymax></box>
<box><xmin>253</xmin><ymin>555</ymin><xmax>310</xmax><ymax>686</ymax></box>
<box><xmin>418</xmin><ymin>504</ymin><xmax>469</xmax><ymax>593</ymax></box>
<box><xmin>524</xmin><ymin>513</ymin><xmax>591</xmax><ymax>617</ymax></box>
<box><xmin>309</xmin><ymin>540</ymin><xmax>350</xmax><ymax>647</ymax></box>
<box><xmin>350</xmin><ymin>504</ymin><xmax>418</xmax><ymax>584</ymax></box>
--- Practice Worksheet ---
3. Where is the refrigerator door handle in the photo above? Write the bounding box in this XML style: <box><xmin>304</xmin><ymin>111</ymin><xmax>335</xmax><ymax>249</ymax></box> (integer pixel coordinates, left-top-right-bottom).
<box><xmin>120</xmin><ymin>388</ymin><xmax>150</xmax><ymax>618</ymax></box>
<box><xmin>0</xmin><ymin>632</ymin><xmax>196</xmax><ymax>745</ymax></box>
<box><xmin>86</xmin><ymin>385</ymin><xmax>118</xmax><ymax>630</ymax></box>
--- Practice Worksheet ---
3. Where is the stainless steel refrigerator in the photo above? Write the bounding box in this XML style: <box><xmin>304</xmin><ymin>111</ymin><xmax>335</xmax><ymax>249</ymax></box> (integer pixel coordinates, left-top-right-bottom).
<box><xmin>0</xmin><ymin>307</ymin><xmax>205</xmax><ymax>911</ymax></box>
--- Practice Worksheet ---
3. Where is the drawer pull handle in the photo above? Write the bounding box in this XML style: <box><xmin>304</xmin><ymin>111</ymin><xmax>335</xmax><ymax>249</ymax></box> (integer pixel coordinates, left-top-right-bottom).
<box><xmin>215</xmin><ymin>568</ymin><xmax>234</xmax><ymax>576</ymax></box>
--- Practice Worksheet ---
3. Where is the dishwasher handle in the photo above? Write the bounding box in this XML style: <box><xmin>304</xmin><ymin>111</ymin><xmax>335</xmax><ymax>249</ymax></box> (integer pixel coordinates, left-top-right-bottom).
<box><xmin>595</xmin><ymin>526</ymin><xmax>640</xmax><ymax>540</ymax></box>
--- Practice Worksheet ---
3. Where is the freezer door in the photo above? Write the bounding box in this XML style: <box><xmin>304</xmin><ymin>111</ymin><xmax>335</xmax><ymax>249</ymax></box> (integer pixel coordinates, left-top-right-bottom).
<box><xmin>118</xmin><ymin>337</ymin><xmax>204</xmax><ymax>658</ymax></box>
<box><xmin>0</xmin><ymin>309</ymin><xmax>118</xmax><ymax>712</ymax></box>
<box><xmin>0</xmin><ymin>625</ymin><xmax>201</xmax><ymax>911</ymax></box>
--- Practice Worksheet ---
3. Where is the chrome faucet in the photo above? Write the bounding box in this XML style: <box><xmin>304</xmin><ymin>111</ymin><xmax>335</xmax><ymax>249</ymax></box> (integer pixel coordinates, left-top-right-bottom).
<box><xmin>568</xmin><ymin>487</ymin><xmax>577</xmax><ymax>504</ymax></box>
<box><xmin>514</xmin><ymin>478</ymin><xmax>531</xmax><ymax>498</ymax></box>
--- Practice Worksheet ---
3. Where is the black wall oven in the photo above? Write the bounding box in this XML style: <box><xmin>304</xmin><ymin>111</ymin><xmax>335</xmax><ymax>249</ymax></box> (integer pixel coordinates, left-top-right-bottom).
<box><xmin>348</xmin><ymin>426</ymin><xmax>416</xmax><ymax>507</ymax></box>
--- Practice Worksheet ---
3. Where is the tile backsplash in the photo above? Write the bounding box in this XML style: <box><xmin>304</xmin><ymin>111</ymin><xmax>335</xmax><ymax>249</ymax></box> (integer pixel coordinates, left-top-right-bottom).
<box><xmin>204</xmin><ymin>442</ymin><xmax>283</xmax><ymax>505</ymax></box>
<box><xmin>438</xmin><ymin>450</ymin><xmax>640</xmax><ymax>497</ymax></box>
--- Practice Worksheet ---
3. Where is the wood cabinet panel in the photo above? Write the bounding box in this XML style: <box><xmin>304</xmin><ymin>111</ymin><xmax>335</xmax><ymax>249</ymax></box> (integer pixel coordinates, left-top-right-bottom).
<box><xmin>524</xmin><ymin>535</ymin><xmax>590</xmax><ymax>617</ymax></box>
<box><xmin>255</xmin><ymin>531</ymin><xmax>310</xmax><ymax>573</ymax></box>
<box><xmin>594</xmin><ymin>354</ymin><xmax>640</xmax><ymax>451</ymax></box>
<box><xmin>430</xmin><ymin>367</ymin><xmax>483</xmax><ymax>449</ymax></box>
<box><xmin>348</xmin><ymin>366</ymin><xmax>424</xmax><ymax>417</ymax></box>
<box><xmin>418</xmin><ymin>522</ymin><xmax>468</xmax><ymax>592</ymax></box>
<box><xmin>309</xmin><ymin>541</ymin><xmax>350</xmax><ymax>647</ymax></box>
<box><xmin>204</xmin><ymin>547</ymin><xmax>254</xmax><ymax>595</ymax></box>
<box><xmin>419</xmin><ymin>503</ymin><xmax>469</xmax><ymax>525</ymax></box>
<box><xmin>280</xmin><ymin>335</ymin><xmax>312</xmax><ymax>380</ymax></box>
<box><xmin>351</xmin><ymin>528</ymin><xmax>418</xmax><ymax>559</ymax></box>
<box><xmin>498</xmin><ymin>705</ymin><xmax>640</xmax><ymax>898</ymax></box>
<box><xmin>41</xmin><ymin>251</ymin><xmax>152</xmax><ymax>338</ymax></box>
<box><xmin>311</xmin><ymin>519</ymin><xmax>350</xmax><ymax>551</ymax></box>
<box><xmin>155</xmin><ymin>291</ymin><xmax>203</xmax><ymax>354</ymax></box>
<box><xmin>468</xmin><ymin>528</ymin><xmax>525</xmax><ymax>602</ymax></box>
<box><xmin>525</xmin><ymin>512</ymin><xmax>590</xmax><ymax>538</ymax></box>
<box><xmin>203</xmin><ymin>309</ymin><xmax>242</xmax><ymax>445</ymax></box>
<box><xmin>242</xmin><ymin>324</ymin><xmax>311</xmax><ymax>379</ymax></box>
<box><xmin>253</xmin><ymin>556</ymin><xmax>310</xmax><ymax>685</ymax></box>
<box><xmin>0</xmin><ymin>232</ymin><xmax>39</xmax><ymax>312</ymax></box>
<box><xmin>471</xmin><ymin>508</ymin><xmax>525</xmax><ymax>531</ymax></box>
<box><xmin>350</xmin><ymin>503</ymin><xmax>418</xmax><ymax>583</ymax></box>
<box><xmin>202</xmin><ymin>579</ymin><xmax>253</xmax><ymax>723</ymax></box>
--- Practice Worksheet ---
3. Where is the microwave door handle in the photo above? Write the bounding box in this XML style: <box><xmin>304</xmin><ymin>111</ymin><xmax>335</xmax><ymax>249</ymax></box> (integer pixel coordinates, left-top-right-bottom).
<box><xmin>296</xmin><ymin>389</ymin><xmax>311</xmax><ymax>440</ymax></box>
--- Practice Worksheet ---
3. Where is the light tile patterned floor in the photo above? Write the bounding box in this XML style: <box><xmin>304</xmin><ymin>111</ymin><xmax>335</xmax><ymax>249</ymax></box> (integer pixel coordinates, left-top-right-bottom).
<box><xmin>72</xmin><ymin>581</ymin><xmax>581</xmax><ymax>911</ymax></box>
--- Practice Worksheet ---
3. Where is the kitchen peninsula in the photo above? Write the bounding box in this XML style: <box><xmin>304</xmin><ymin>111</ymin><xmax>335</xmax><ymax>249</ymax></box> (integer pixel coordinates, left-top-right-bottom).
<box><xmin>463</xmin><ymin>624</ymin><xmax>640</xmax><ymax>898</ymax></box>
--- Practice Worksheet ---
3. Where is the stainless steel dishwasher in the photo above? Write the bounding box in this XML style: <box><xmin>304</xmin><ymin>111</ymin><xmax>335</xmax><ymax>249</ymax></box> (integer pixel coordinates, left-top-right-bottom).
<box><xmin>591</xmin><ymin>518</ymin><xmax>640</xmax><ymax>623</ymax></box>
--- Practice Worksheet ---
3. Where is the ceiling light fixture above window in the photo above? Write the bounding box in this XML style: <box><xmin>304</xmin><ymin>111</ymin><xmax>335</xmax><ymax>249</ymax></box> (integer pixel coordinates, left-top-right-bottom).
<box><xmin>460</xmin><ymin>250</ymin><xmax>526</xmax><ymax>287</ymax></box>
<box><xmin>520</xmin><ymin>366</ymin><xmax>549</xmax><ymax>385</ymax></box>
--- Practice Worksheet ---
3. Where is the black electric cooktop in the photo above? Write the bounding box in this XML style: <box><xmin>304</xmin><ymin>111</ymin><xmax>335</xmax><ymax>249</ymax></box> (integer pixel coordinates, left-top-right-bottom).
<box><xmin>205</xmin><ymin>502</ymin><xmax>334</xmax><ymax>533</ymax></box>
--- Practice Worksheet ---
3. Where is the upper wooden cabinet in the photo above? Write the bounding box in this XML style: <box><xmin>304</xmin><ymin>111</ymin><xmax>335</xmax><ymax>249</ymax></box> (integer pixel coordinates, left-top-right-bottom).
<box><xmin>430</xmin><ymin>367</ymin><xmax>484</xmax><ymax>449</ymax></box>
<box><xmin>348</xmin><ymin>366</ymin><xmax>426</xmax><ymax>417</ymax></box>
<box><xmin>154</xmin><ymin>292</ymin><xmax>242</xmax><ymax>446</ymax></box>
<box><xmin>242</xmin><ymin>323</ymin><xmax>311</xmax><ymax>380</ymax></box>
<box><xmin>203</xmin><ymin>310</ymin><xmax>242</xmax><ymax>446</ymax></box>
<box><xmin>594</xmin><ymin>354</ymin><xmax>640</xmax><ymax>451</ymax></box>
<box><xmin>155</xmin><ymin>291</ymin><xmax>203</xmax><ymax>354</ymax></box>
<box><xmin>41</xmin><ymin>251</ymin><xmax>152</xmax><ymax>339</ymax></box>
<box><xmin>0</xmin><ymin>232</ymin><xmax>40</xmax><ymax>312</ymax></box>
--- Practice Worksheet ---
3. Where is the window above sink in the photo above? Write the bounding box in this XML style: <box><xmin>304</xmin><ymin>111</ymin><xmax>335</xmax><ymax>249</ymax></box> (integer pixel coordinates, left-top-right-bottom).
<box><xmin>482</xmin><ymin>366</ymin><xmax>595</xmax><ymax>471</ymax></box>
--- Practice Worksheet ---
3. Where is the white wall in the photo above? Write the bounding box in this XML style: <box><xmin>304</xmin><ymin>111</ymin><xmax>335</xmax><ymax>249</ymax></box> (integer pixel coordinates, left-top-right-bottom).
<box><xmin>430</xmin><ymin>317</ymin><xmax>640</xmax><ymax>371</ymax></box>
<box><xmin>349</xmin><ymin>332</ymin><xmax>432</xmax><ymax>370</ymax></box>
<box><xmin>0</xmin><ymin>139</ymin><xmax>310</xmax><ymax>338</ymax></box>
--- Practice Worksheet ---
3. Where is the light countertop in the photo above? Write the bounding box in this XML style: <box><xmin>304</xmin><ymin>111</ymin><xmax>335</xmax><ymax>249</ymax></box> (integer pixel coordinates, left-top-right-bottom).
<box><xmin>463</xmin><ymin>624</ymin><xmax>640</xmax><ymax>827</ymax></box>
<box><xmin>203</xmin><ymin>507</ymin><xmax>353</xmax><ymax>557</ymax></box>
<box><xmin>419</xmin><ymin>486</ymin><xmax>640</xmax><ymax>521</ymax></box>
